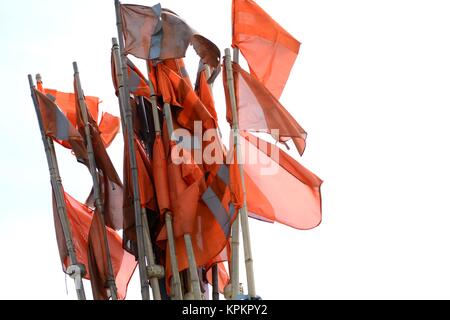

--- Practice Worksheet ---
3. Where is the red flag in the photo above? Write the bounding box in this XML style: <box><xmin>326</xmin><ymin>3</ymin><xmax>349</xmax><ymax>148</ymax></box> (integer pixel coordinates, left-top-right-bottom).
<box><xmin>52</xmin><ymin>191</ymin><xmax>136</xmax><ymax>300</ymax></box>
<box><xmin>223</xmin><ymin>62</ymin><xmax>307</xmax><ymax>156</ymax></box>
<box><xmin>241</xmin><ymin>132</ymin><xmax>322</xmax><ymax>229</ymax></box>
<box><xmin>232</xmin><ymin>0</ymin><xmax>301</xmax><ymax>99</ymax></box>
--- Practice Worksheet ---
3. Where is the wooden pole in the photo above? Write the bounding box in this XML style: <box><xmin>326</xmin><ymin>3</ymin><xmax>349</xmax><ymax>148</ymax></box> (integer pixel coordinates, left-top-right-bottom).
<box><xmin>163</xmin><ymin>102</ymin><xmax>202</xmax><ymax>300</ymax></box>
<box><xmin>224</xmin><ymin>48</ymin><xmax>257</xmax><ymax>298</ymax></box>
<box><xmin>28</xmin><ymin>75</ymin><xmax>87</xmax><ymax>300</ymax></box>
<box><xmin>113</xmin><ymin>0</ymin><xmax>151</xmax><ymax>300</ymax></box>
<box><xmin>73</xmin><ymin>62</ymin><xmax>119</xmax><ymax>300</ymax></box>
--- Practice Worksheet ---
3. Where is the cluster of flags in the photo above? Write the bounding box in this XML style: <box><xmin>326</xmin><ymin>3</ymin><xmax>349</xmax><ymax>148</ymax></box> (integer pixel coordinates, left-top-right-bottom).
<box><xmin>28</xmin><ymin>0</ymin><xmax>322</xmax><ymax>300</ymax></box>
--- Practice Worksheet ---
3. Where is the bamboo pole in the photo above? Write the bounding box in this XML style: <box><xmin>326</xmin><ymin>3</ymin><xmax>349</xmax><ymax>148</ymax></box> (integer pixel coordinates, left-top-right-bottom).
<box><xmin>202</xmin><ymin>64</ymin><xmax>222</xmax><ymax>300</ymax></box>
<box><xmin>144</xmin><ymin>62</ymin><xmax>184</xmax><ymax>301</ymax></box>
<box><xmin>141</xmin><ymin>208</ymin><xmax>163</xmax><ymax>300</ymax></box>
<box><xmin>228</xmin><ymin>49</ymin><xmax>241</xmax><ymax>300</ymax></box>
<box><xmin>28</xmin><ymin>75</ymin><xmax>87</xmax><ymax>300</ymax></box>
<box><xmin>133</xmin><ymin>96</ymin><xmax>166</xmax><ymax>300</ymax></box>
<box><xmin>224</xmin><ymin>48</ymin><xmax>257</xmax><ymax>298</ymax></box>
<box><xmin>230</xmin><ymin>216</ymin><xmax>240</xmax><ymax>299</ymax></box>
<box><xmin>163</xmin><ymin>102</ymin><xmax>202</xmax><ymax>300</ymax></box>
<box><xmin>113</xmin><ymin>1</ymin><xmax>151</xmax><ymax>300</ymax></box>
<box><xmin>72</xmin><ymin>62</ymin><xmax>118</xmax><ymax>300</ymax></box>
<box><xmin>212</xmin><ymin>264</ymin><xmax>219</xmax><ymax>300</ymax></box>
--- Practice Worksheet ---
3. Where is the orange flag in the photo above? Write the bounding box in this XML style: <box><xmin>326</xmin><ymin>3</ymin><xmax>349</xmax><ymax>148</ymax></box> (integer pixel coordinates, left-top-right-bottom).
<box><xmin>241</xmin><ymin>132</ymin><xmax>322</xmax><ymax>230</ymax></box>
<box><xmin>157</xmin><ymin>141</ymin><xmax>205</xmax><ymax>240</ymax></box>
<box><xmin>232</xmin><ymin>0</ymin><xmax>301</xmax><ymax>99</ymax></box>
<box><xmin>34</xmin><ymin>89</ymin><xmax>88</xmax><ymax>164</ymax></box>
<box><xmin>223</xmin><ymin>61</ymin><xmax>307</xmax><ymax>156</ymax></box>
<box><xmin>205</xmin><ymin>243</ymin><xmax>231</xmax><ymax>294</ymax></box>
<box><xmin>157</xmin><ymin>62</ymin><xmax>216</xmax><ymax>132</ymax></box>
<box><xmin>152</xmin><ymin>134</ymin><xmax>171</xmax><ymax>215</ymax></box>
<box><xmin>122</xmin><ymin>135</ymin><xmax>157</xmax><ymax>254</ymax></box>
<box><xmin>195</xmin><ymin>63</ymin><xmax>218</xmax><ymax>123</ymax></box>
<box><xmin>43</xmin><ymin>88</ymin><xmax>99</xmax><ymax>127</ymax></box>
<box><xmin>111</xmin><ymin>54</ymin><xmax>152</xmax><ymax>98</ymax></box>
<box><xmin>52</xmin><ymin>191</ymin><xmax>136</xmax><ymax>300</ymax></box>
<box><xmin>206</xmin><ymin>262</ymin><xmax>230</xmax><ymax>294</ymax></box>
<box><xmin>73</xmin><ymin>80</ymin><xmax>122</xmax><ymax>187</ymax></box>
<box><xmin>98</xmin><ymin>112</ymin><xmax>120</xmax><ymax>148</ymax></box>
<box><xmin>38</xmin><ymin>83</ymin><xmax>120</xmax><ymax>149</ymax></box>
<box><xmin>164</xmin><ymin>200</ymin><xmax>230</xmax><ymax>294</ymax></box>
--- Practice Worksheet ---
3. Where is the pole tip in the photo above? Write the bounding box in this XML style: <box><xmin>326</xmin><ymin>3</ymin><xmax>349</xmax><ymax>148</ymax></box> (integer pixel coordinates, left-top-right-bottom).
<box><xmin>225</xmin><ymin>48</ymin><xmax>231</xmax><ymax>56</ymax></box>
<box><xmin>36</xmin><ymin>74</ymin><xmax>42</xmax><ymax>82</ymax></box>
<box><xmin>27</xmin><ymin>74</ymin><xmax>34</xmax><ymax>87</ymax></box>
<box><xmin>112</xmin><ymin>37</ymin><xmax>118</xmax><ymax>46</ymax></box>
<box><xmin>72</xmin><ymin>61</ymin><xmax>78</xmax><ymax>72</ymax></box>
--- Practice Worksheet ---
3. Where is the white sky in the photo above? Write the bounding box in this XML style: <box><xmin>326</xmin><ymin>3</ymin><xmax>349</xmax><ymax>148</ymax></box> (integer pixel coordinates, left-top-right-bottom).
<box><xmin>1</xmin><ymin>0</ymin><xmax>450</xmax><ymax>299</ymax></box>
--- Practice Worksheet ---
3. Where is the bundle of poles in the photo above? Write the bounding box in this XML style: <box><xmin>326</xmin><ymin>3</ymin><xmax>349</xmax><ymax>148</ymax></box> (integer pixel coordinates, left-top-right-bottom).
<box><xmin>27</xmin><ymin>1</ymin><xmax>258</xmax><ymax>301</ymax></box>
<box><xmin>27</xmin><ymin>0</ymin><xmax>323</xmax><ymax>301</ymax></box>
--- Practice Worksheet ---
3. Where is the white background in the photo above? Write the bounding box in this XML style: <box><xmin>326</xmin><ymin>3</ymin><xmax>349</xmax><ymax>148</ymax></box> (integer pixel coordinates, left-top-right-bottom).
<box><xmin>1</xmin><ymin>0</ymin><xmax>450</xmax><ymax>299</ymax></box>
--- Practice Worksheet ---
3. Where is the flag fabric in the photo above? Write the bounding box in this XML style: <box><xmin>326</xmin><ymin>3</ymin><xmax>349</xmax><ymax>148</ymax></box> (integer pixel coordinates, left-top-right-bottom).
<box><xmin>223</xmin><ymin>61</ymin><xmax>307</xmax><ymax>156</ymax></box>
<box><xmin>157</xmin><ymin>140</ymin><xmax>205</xmax><ymax>240</ymax></box>
<box><xmin>204</xmin><ymin>239</ymin><xmax>231</xmax><ymax>294</ymax></box>
<box><xmin>152</xmin><ymin>134</ymin><xmax>171</xmax><ymax>215</ymax></box>
<box><xmin>111</xmin><ymin>54</ymin><xmax>152</xmax><ymax>98</ymax></box>
<box><xmin>52</xmin><ymin>191</ymin><xmax>136</xmax><ymax>300</ymax></box>
<box><xmin>38</xmin><ymin>84</ymin><xmax>120</xmax><ymax>150</ymax></box>
<box><xmin>163</xmin><ymin>200</ymin><xmax>231</xmax><ymax>294</ymax></box>
<box><xmin>163</xmin><ymin>58</ymin><xmax>193</xmax><ymax>88</ymax></box>
<box><xmin>122</xmin><ymin>135</ymin><xmax>157</xmax><ymax>254</ymax></box>
<box><xmin>154</xmin><ymin>124</ymin><xmax>234</xmax><ymax>294</ymax></box>
<box><xmin>156</xmin><ymin>62</ymin><xmax>216</xmax><ymax>132</ymax></box>
<box><xmin>240</xmin><ymin>132</ymin><xmax>322</xmax><ymax>229</ymax></box>
<box><xmin>73</xmin><ymin>80</ymin><xmax>122</xmax><ymax>187</ymax></box>
<box><xmin>195</xmin><ymin>62</ymin><xmax>218</xmax><ymax>123</ymax></box>
<box><xmin>43</xmin><ymin>88</ymin><xmax>100</xmax><ymax>128</ymax></box>
<box><xmin>85</xmin><ymin>173</ymin><xmax>124</xmax><ymax>237</ymax></box>
<box><xmin>232</xmin><ymin>0</ymin><xmax>301</xmax><ymax>99</ymax></box>
<box><xmin>34</xmin><ymin>89</ymin><xmax>88</xmax><ymax>164</ymax></box>
<box><xmin>98</xmin><ymin>112</ymin><xmax>120</xmax><ymax>148</ymax></box>
<box><xmin>120</xmin><ymin>4</ymin><xmax>220</xmax><ymax>69</ymax></box>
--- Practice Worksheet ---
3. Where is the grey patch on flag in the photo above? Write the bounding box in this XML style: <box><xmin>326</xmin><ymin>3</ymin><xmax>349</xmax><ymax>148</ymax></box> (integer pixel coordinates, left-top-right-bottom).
<box><xmin>202</xmin><ymin>187</ymin><xmax>231</xmax><ymax>236</ymax></box>
<box><xmin>216</xmin><ymin>165</ymin><xmax>230</xmax><ymax>186</ymax></box>
<box><xmin>55</xmin><ymin>108</ymin><xmax>69</xmax><ymax>141</ymax></box>
<box><xmin>128</xmin><ymin>69</ymin><xmax>141</xmax><ymax>92</ymax></box>
<box><xmin>149</xmin><ymin>4</ymin><xmax>163</xmax><ymax>60</ymax></box>
<box><xmin>46</xmin><ymin>93</ymin><xmax>56</xmax><ymax>102</ymax></box>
